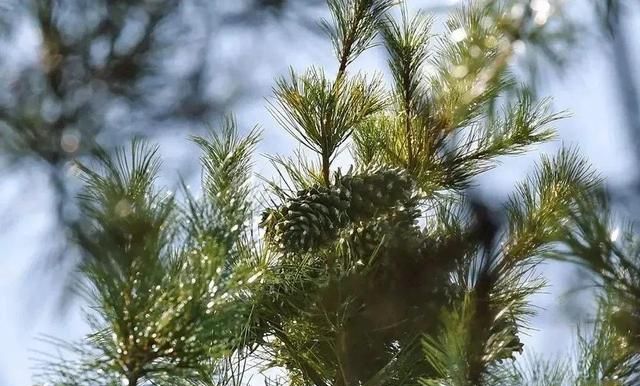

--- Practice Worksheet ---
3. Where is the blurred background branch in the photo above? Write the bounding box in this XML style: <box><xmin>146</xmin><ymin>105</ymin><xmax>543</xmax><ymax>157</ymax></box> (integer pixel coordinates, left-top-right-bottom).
<box><xmin>0</xmin><ymin>0</ymin><xmax>323</xmax><ymax>269</ymax></box>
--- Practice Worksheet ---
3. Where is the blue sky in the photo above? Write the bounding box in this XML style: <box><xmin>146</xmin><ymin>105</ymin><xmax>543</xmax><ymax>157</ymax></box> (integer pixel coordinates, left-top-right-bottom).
<box><xmin>1</xmin><ymin>1</ymin><xmax>639</xmax><ymax>385</ymax></box>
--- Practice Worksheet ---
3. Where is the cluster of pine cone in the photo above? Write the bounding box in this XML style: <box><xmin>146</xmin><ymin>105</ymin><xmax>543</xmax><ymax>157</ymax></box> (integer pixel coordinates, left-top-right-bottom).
<box><xmin>260</xmin><ymin>166</ymin><xmax>414</xmax><ymax>253</ymax></box>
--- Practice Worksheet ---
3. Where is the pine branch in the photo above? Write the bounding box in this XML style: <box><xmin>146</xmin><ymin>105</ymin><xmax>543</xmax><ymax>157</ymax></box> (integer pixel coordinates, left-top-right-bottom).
<box><xmin>187</xmin><ymin>117</ymin><xmax>260</xmax><ymax>257</ymax></box>
<box><xmin>458</xmin><ymin>95</ymin><xmax>560</xmax><ymax>164</ymax></box>
<box><xmin>421</xmin><ymin>295</ymin><xmax>479</xmax><ymax>386</ymax></box>
<box><xmin>312</xmin><ymin>0</ymin><xmax>394</xmax><ymax>184</ymax></box>
<box><xmin>429</xmin><ymin>3</ymin><xmax>516</xmax><ymax>133</ymax></box>
<box><xmin>269</xmin><ymin>67</ymin><xmax>386</xmax><ymax>185</ymax></box>
<box><xmin>74</xmin><ymin>139</ymin><xmax>173</xmax><ymax>293</ymax></box>
<box><xmin>504</xmin><ymin>147</ymin><xmax>601</xmax><ymax>261</ymax></box>
<box><xmin>354</xmin><ymin>3</ymin><xmax>564</xmax><ymax>196</ymax></box>
<box><xmin>352</xmin><ymin>112</ymin><xmax>408</xmax><ymax>169</ymax></box>
<box><xmin>422</xmin><ymin>94</ymin><xmax>560</xmax><ymax>194</ymax></box>
<box><xmin>419</xmin><ymin>196</ymin><xmax>549</xmax><ymax>386</ymax></box>
<box><xmin>321</xmin><ymin>0</ymin><xmax>395</xmax><ymax>76</ymax></box>
<box><xmin>380</xmin><ymin>5</ymin><xmax>433</xmax><ymax>170</ymax></box>
<box><xmin>555</xmin><ymin>189</ymin><xmax>640</xmax><ymax>306</ymax></box>
<box><xmin>44</xmin><ymin>139</ymin><xmax>265</xmax><ymax>385</ymax></box>
<box><xmin>421</xmin><ymin>268</ymin><xmax>542</xmax><ymax>386</ymax></box>
<box><xmin>552</xmin><ymin>189</ymin><xmax>640</xmax><ymax>384</ymax></box>
<box><xmin>573</xmin><ymin>304</ymin><xmax>637</xmax><ymax>385</ymax></box>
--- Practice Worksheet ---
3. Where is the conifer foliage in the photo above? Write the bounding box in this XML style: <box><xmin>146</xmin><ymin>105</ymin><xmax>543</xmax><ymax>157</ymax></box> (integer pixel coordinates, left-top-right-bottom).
<box><xmin>36</xmin><ymin>1</ymin><xmax>639</xmax><ymax>386</ymax></box>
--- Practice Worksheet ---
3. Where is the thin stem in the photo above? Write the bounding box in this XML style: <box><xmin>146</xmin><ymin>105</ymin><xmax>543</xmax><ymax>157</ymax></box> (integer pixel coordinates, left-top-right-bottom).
<box><xmin>403</xmin><ymin>70</ymin><xmax>414</xmax><ymax>169</ymax></box>
<box><xmin>127</xmin><ymin>372</ymin><xmax>140</xmax><ymax>386</ymax></box>
<box><xmin>322</xmin><ymin>152</ymin><xmax>331</xmax><ymax>186</ymax></box>
<box><xmin>336</xmin><ymin>1</ymin><xmax>366</xmax><ymax>81</ymax></box>
<box><xmin>335</xmin><ymin>328</ymin><xmax>350</xmax><ymax>386</ymax></box>
<box><xmin>337</xmin><ymin>55</ymin><xmax>349</xmax><ymax>83</ymax></box>
<box><xmin>467</xmin><ymin>279</ymin><xmax>492</xmax><ymax>385</ymax></box>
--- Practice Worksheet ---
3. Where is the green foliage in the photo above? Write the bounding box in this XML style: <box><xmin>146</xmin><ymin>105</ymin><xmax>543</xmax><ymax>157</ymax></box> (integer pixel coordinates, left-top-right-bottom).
<box><xmin>321</xmin><ymin>0</ymin><xmax>396</xmax><ymax>71</ymax></box>
<box><xmin>252</xmin><ymin>0</ymin><xmax>602</xmax><ymax>384</ymax></box>
<box><xmin>352</xmin><ymin>4</ymin><xmax>563</xmax><ymax>194</ymax></box>
<box><xmin>505</xmin><ymin>147</ymin><xmax>600</xmax><ymax>261</ymax></box>
<box><xmin>185</xmin><ymin>117</ymin><xmax>261</xmax><ymax>261</ymax></box>
<box><xmin>490</xmin><ymin>354</ymin><xmax>570</xmax><ymax>386</ymax></box>
<box><xmin>551</xmin><ymin>189</ymin><xmax>640</xmax><ymax>384</ymax></box>
<box><xmin>270</xmin><ymin>67</ymin><xmax>386</xmax><ymax>184</ymax></box>
<box><xmin>38</xmin><ymin>131</ymin><xmax>266</xmax><ymax>386</ymax></box>
<box><xmin>487</xmin><ymin>299</ymin><xmax>638</xmax><ymax>386</ymax></box>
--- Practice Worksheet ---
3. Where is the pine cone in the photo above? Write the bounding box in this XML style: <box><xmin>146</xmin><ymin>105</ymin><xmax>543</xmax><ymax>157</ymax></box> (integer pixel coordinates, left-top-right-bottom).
<box><xmin>261</xmin><ymin>166</ymin><xmax>415</xmax><ymax>253</ymax></box>
<box><xmin>336</xmin><ymin>166</ymin><xmax>413</xmax><ymax>219</ymax></box>
<box><xmin>340</xmin><ymin>206</ymin><xmax>421</xmax><ymax>262</ymax></box>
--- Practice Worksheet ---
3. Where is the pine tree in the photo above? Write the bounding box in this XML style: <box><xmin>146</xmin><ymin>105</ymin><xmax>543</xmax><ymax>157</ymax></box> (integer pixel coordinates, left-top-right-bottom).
<box><xmin>35</xmin><ymin>1</ymin><xmax>639</xmax><ymax>386</ymax></box>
